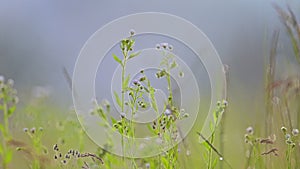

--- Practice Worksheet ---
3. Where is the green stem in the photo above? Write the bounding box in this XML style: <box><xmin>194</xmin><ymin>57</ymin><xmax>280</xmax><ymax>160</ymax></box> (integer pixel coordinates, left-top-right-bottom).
<box><xmin>3</xmin><ymin>101</ymin><xmax>8</xmax><ymax>138</ymax></box>
<box><xmin>287</xmin><ymin>145</ymin><xmax>292</xmax><ymax>169</ymax></box>
<box><xmin>2</xmin><ymin>100</ymin><xmax>9</xmax><ymax>169</ymax></box>
<box><xmin>208</xmin><ymin>133</ymin><xmax>215</xmax><ymax>169</ymax></box>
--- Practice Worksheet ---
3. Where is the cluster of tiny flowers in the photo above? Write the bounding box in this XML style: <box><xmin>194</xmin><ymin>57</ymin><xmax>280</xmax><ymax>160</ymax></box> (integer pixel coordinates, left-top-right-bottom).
<box><xmin>156</xmin><ymin>43</ymin><xmax>173</xmax><ymax>51</ymax></box>
<box><xmin>0</xmin><ymin>76</ymin><xmax>19</xmax><ymax>105</ymax></box>
<box><xmin>244</xmin><ymin>126</ymin><xmax>260</xmax><ymax>144</ymax></box>
<box><xmin>23</xmin><ymin>127</ymin><xmax>43</xmax><ymax>135</ymax></box>
<box><xmin>281</xmin><ymin>126</ymin><xmax>298</xmax><ymax>147</ymax></box>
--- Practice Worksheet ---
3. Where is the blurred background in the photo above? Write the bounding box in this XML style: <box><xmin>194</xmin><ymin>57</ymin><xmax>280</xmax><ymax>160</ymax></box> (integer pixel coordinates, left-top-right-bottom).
<box><xmin>1</xmin><ymin>0</ymin><xmax>300</xmax><ymax>168</ymax></box>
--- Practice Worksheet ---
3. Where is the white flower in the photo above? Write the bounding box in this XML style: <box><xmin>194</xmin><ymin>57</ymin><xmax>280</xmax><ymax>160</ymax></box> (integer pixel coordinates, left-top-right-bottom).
<box><xmin>292</xmin><ymin>129</ymin><xmax>299</xmax><ymax>136</ymax></box>
<box><xmin>130</xmin><ymin>29</ymin><xmax>135</xmax><ymax>36</ymax></box>
<box><xmin>246</xmin><ymin>126</ymin><xmax>254</xmax><ymax>134</ymax></box>
<box><xmin>161</xmin><ymin>43</ymin><xmax>168</xmax><ymax>49</ymax></box>
<box><xmin>164</xmin><ymin>108</ymin><xmax>172</xmax><ymax>116</ymax></box>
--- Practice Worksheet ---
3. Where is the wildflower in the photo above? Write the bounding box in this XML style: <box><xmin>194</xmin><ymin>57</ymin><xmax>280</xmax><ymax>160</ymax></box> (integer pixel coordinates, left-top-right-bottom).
<box><xmin>156</xmin><ymin>44</ymin><xmax>160</xmax><ymax>50</ymax></box>
<box><xmin>30</xmin><ymin>127</ymin><xmax>36</xmax><ymax>134</ymax></box>
<box><xmin>292</xmin><ymin>128</ymin><xmax>299</xmax><ymax>136</ymax></box>
<box><xmin>164</xmin><ymin>108</ymin><xmax>172</xmax><ymax>116</ymax></box>
<box><xmin>39</xmin><ymin>127</ymin><xmax>43</xmax><ymax>132</ymax></box>
<box><xmin>133</xmin><ymin>79</ymin><xmax>139</xmax><ymax>85</ymax></box>
<box><xmin>222</xmin><ymin>100</ymin><xmax>228</xmax><ymax>106</ymax></box>
<box><xmin>145</xmin><ymin>163</ymin><xmax>150</xmax><ymax>169</ymax></box>
<box><xmin>285</xmin><ymin>134</ymin><xmax>291</xmax><ymax>140</ymax></box>
<box><xmin>281</xmin><ymin>126</ymin><xmax>287</xmax><ymax>133</ymax></box>
<box><xmin>246</xmin><ymin>126</ymin><xmax>254</xmax><ymax>135</ymax></box>
<box><xmin>120</xmin><ymin>113</ymin><xmax>126</xmax><ymax>118</ymax></box>
<box><xmin>168</xmin><ymin>44</ymin><xmax>173</xmax><ymax>50</ymax></box>
<box><xmin>23</xmin><ymin>128</ymin><xmax>28</xmax><ymax>132</ymax></box>
<box><xmin>161</xmin><ymin>43</ymin><xmax>168</xmax><ymax>49</ymax></box>
<box><xmin>130</xmin><ymin>29</ymin><xmax>135</xmax><ymax>36</ymax></box>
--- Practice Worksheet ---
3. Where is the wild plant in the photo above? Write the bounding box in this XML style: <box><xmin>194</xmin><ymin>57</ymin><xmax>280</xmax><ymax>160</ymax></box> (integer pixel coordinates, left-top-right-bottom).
<box><xmin>198</xmin><ymin>100</ymin><xmax>228</xmax><ymax>169</ymax></box>
<box><xmin>0</xmin><ymin>76</ymin><xmax>18</xmax><ymax>169</ymax></box>
<box><xmin>17</xmin><ymin>127</ymin><xmax>49</xmax><ymax>169</ymax></box>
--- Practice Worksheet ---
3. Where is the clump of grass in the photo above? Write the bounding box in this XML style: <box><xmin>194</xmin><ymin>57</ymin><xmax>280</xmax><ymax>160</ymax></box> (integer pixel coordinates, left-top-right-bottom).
<box><xmin>0</xmin><ymin>76</ymin><xmax>18</xmax><ymax>169</ymax></box>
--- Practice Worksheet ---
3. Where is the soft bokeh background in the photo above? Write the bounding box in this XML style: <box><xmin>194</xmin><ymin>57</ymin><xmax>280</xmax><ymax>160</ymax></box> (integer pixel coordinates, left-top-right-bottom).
<box><xmin>1</xmin><ymin>0</ymin><xmax>300</xmax><ymax>168</ymax></box>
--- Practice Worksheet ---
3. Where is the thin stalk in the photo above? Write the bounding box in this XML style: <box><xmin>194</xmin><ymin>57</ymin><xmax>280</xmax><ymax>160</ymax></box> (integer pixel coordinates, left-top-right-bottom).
<box><xmin>2</xmin><ymin>100</ymin><xmax>9</xmax><ymax>169</ymax></box>
<box><xmin>265</xmin><ymin>30</ymin><xmax>279</xmax><ymax>168</ymax></box>
<box><xmin>219</xmin><ymin>64</ymin><xmax>229</xmax><ymax>169</ymax></box>
<box><xmin>208</xmin><ymin>134</ymin><xmax>215</xmax><ymax>169</ymax></box>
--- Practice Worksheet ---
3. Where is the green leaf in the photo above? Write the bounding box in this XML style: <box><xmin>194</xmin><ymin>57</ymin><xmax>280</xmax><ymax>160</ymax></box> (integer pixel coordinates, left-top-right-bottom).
<box><xmin>170</xmin><ymin>60</ymin><xmax>178</xmax><ymax>69</ymax></box>
<box><xmin>0</xmin><ymin>123</ymin><xmax>4</xmax><ymax>134</ymax></box>
<box><xmin>212</xmin><ymin>158</ymin><xmax>218</xmax><ymax>169</ymax></box>
<box><xmin>111</xmin><ymin>117</ymin><xmax>117</xmax><ymax>125</ymax></box>
<box><xmin>128</xmin><ymin>51</ymin><xmax>141</xmax><ymax>59</ymax></box>
<box><xmin>202</xmin><ymin>141</ymin><xmax>211</xmax><ymax>151</ymax></box>
<box><xmin>113</xmin><ymin>91</ymin><xmax>122</xmax><ymax>108</ymax></box>
<box><xmin>4</xmin><ymin>149</ymin><xmax>12</xmax><ymax>164</ymax></box>
<box><xmin>0</xmin><ymin>143</ymin><xmax>3</xmax><ymax>154</ymax></box>
<box><xmin>124</xmin><ymin>75</ymin><xmax>130</xmax><ymax>89</ymax></box>
<box><xmin>8</xmin><ymin>106</ymin><xmax>16</xmax><ymax>117</ymax></box>
<box><xmin>112</xmin><ymin>54</ymin><xmax>122</xmax><ymax>65</ymax></box>
<box><xmin>149</xmin><ymin>87</ymin><xmax>158</xmax><ymax>113</ymax></box>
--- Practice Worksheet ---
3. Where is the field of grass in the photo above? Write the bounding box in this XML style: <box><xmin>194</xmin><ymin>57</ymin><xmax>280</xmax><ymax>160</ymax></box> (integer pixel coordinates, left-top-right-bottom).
<box><xmin>1</xmin><ymin>3</ymin><xmax>300</xmax><ymax>169</ymax></box>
